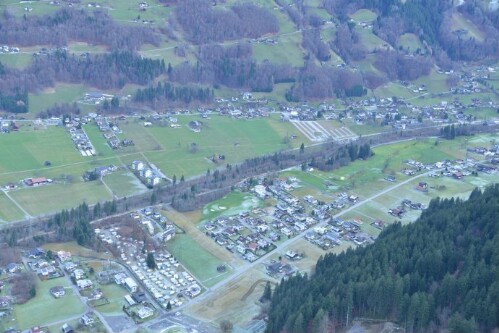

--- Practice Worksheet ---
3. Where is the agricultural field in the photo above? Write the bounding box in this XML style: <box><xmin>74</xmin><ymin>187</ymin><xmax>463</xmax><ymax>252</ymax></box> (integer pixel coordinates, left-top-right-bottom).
<box><xmin>102</xmin><ymin>169</ymin><xmax>148</xmax><ymax>198</ymax></box>
<box><xmin>0</xmin><ymin>126</ymin><xmax>83</xmax><ymax>174</ymax></box>
<box><xmin>253</xmin><ymin>32</ymin><xmax>304</xmax><ymax>67</ymax></box>
<box><xmin>28</xmin><ymin>84</ymin><xmax>90</xmax><ymax>114</ymax></box>
<box><xmin>9</xmin><ymin>181</ymin><xmax>112</xmax><ymax>216</ymax></box>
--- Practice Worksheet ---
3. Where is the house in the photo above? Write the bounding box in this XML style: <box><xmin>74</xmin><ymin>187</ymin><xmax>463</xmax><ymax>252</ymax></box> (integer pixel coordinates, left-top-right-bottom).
<box><xmin>416</xmin><ymin>182</ymin><xmax>428</xmax><ymax>192</ymax></box>
<box><xmin>285</xmin><ymin>250</ymin><xmax>299</xmax><ymax>260</ymax></box>
<box><xmin>64</xmin><ymin>262</ymin><xmax>77</xmax><ymax>272</ymax></box>
<box><xmin>73</xmin><ymin>268</ymin><xmax>85</xmax><ymax>280</ymax></box>
<box><xmin>114</xmin><ymin>272</ymin><xmax>127</xmax><ymax>285</ymax></box>
<box><xmin>50</xmin><ymin>286</ymin><xmax>66</xmax><ymax>298</ymax></box>
<box><xmin>80</xmin><ymin>313</ymin><xmax>94</xmax><ymax>326</ymax></box>
<box><xmin>61</xmin><ymin>323</ymin><xmax>74</xmax><ymax>333</ymax></box>
<box><xmin>132</xmin><ymin>291</ymin><xmax>147</xmax><ymax>304</ymax></box>
<box><xmin>124</xmin><ymin>294</ymin><xmax>136</xmax><ymax>306</ymax></box>
<box><xmin>57</xmin><ymin>251</ymin><xmax>72</xmax><ymax>262</ymax></box>
<box><xmin>131</xmin><ymin>160</ymin><xmax>145</xmax><ymax>171</ymax></box>
<box><xmin>29</xmin><ymin>327</ymin><xmax>48</xmax><ymax>333</ymax></box>
<box><xmin>28</xmin><ymin>248</ymin><xmax>46</xmax><ymax>259</ymax></box>
<box><xmin>137</xmin><ymin>306</ymin><xmax>154</xmax><ymax>319</ymax></box>
<box><xmin>452</xmin><ymin>171</ymin><xmax>463</xmax><ymax>180</ymax></box>
<box><xmin>124</xmin><ymin>277</ymin><xmax>138</xmax><ymax>292</ymax></box>
<box><xmin>25</xmin><ymin>177</ymin><xmax>51</xmax><ymax>186</ymax></box>
<box><xmin>5</xmin><ymin>263</ymin><xmax>21</xmax><ymax>273</ymax></box>
<box><xmin>77</xmin><ymin>279</ymin><xmax>93</xmax><ymax>290</ymax></box>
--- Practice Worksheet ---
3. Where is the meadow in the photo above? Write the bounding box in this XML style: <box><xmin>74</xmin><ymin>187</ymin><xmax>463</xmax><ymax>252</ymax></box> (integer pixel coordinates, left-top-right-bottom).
<box><xmin>12</xmin><ymin>277</ymin><xmax>85</xmax><ymax>330</ymax></box>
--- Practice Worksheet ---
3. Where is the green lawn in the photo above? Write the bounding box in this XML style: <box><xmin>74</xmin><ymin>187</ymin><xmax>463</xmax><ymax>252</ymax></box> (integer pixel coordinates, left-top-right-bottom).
<box><xmin>12</xmin><ymin>278</ymin><xmax>85</xmax><ymax>330</ymax></box>
<box><xmin>166</xmin><ymin>234</ymin><xmax>233</xmax><ymax>287</ymax></box>
<box><xmin>103</xmin><ymin>169</ymin><xmax>148</xmax><ymax>198</ymax></box>
<box><xmin>0</xmin><ymin>127</ymin><xmax>84</xmax><ymax>174</ymax></box>
<box><xmin>96</xmin><ymin>283</ymin><xmax>129</xmax><ymax>315</ymax></box>
<box><xmin>201</xmin><ymin>191</ymin><xmax>262</xmax><ymax>221</ymax></box>
<box><xmin>0</xmin><ymin>192</ymin><xmax>25</xmax><ymax>222</ymax></box>
<box><xmin>10</xmin><ymin>181</ymin><xmax>112</xmax><ymax>216</ymax></box>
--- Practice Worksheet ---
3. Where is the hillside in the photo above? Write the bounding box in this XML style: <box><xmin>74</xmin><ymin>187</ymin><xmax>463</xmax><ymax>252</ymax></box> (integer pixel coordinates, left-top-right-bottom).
<box><xmin>266</xmin><ymin>184</ymin><xmax>499</xmax><ymax>333</ymax></box>
<box><xmin>0</xmin><ymin>0</ymin><xmax>498</xmax><ymax>113</ymax></box>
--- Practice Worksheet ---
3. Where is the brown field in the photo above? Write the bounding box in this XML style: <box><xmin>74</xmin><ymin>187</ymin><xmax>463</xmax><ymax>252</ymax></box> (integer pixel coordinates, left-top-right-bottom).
<box><xmin>185</xmin><ymin>268</ymin><xmax>274</xmax><ymax>325</ymax></box>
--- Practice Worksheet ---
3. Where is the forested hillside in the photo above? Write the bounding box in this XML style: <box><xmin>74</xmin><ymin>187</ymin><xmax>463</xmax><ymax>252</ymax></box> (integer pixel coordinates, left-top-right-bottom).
<box><xmin>266</xmin><ymin>185</ymin><xmax>499</xmax><ymax>333</ymax></box>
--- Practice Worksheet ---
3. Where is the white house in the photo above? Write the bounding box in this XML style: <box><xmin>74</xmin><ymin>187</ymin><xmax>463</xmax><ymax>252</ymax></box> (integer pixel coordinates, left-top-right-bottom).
<box><xmin>124</xmin><ymin>277</ymin><xmax>138</xmax><ymax>292</ymax></box>
<box><xmin>77</xmin><ymin>279</ymin><xmax>93</xmax><ymax>290</ymax></box>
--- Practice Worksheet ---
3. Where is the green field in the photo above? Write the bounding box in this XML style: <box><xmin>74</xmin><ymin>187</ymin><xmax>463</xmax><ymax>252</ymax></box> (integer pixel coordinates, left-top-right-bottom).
<box><xmin>9</xmin><ymin>181</ymin><xmax>112</xmax><ymax>216</ymax></box>
<box><xmin>29</xmin><ymin>84</ymin><xmax>89</xmax><ymax>114</ymax></box>
<box><xmin>450</xmin><ymin>12</ymin><xmax>485</xmax><ymax>42</ymax></box>
<box><xmin>0</xmin><ymin>127</ymin><xmax>84</xmax><ymax>173</ymax></box>
<box><xmin>350</xmin><ymin>9</ymin><xmax>377</xmax><ymax>22</ymax></box>
<box><xmin>117</xmin><ymin>115</ymin><xmax>306</xmax><ymax>178</ymax></box>
<box><xmin>12</xmin><ymin>278</ymin><xmax>85</xmax><ymax>330</ymax></box>
<box><xmin>201</xmin><ymin>191</ymin><xmax>262</xmax><ymax>222</ymax></box>
<box><xmin>397</xmin><ymin>33</ymin><xmax>423</xmax><ymax>53</ymax></box>
<box><xmin>253</xmin><ymin>32</ymin><xmax>304</xmax><ymax>67</ymax></box>
<box><xmin>0</xmin><ymin>53</ymin><xmax>33</xmax><ymax>69</ymax></box>
<box><xmin>0</xmin><ymin>192</ymin><xmax>25</xmax><ymax>222</ymax></box>
<box><xmin>166</xmin><ymin>234</ymin><xmax>233</xmax><ymax>287</ymax></box>
<box><xmin>103</xmin><ymin>169</ymin><xmax>148</xmax><ymax>198</ymax></box>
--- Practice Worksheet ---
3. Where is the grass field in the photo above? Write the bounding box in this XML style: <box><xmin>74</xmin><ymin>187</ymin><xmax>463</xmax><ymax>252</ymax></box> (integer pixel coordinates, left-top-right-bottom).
<box><xmin>201</xmin><ymin>191</ymin><xmax>262</xmax><ymax>222</ymax></box>
<box><xmin>29</xmin><ymin>84</ymin><xmax>89</xmax><ymax>114</ymax></box>
<box><xmin>0</xmin><ymin>53</ymin><xmax>33</xmax><ymax>69</ymax></box>
<box><xmin>12</xmin><ymin>278</ymin><xmax>85</xmax><ymax>330</ymax></box>
<box><xmin>450</xmin><ymin>12</ymin><xmax>485</xmax><ymax>42</ymax></box>
<box><xmin>0</xmin><ymin>192</ymin><xmax>25</xmax><ymax>222</ymax></box>
<box><xmin>10</xmin><ymin>181</ymin><xmax>112</xmax><ymax>216</ymax></box>
<box><xmin>103</xmin><ymin>169</ymin><xmax>148</xmax><ymax>198</ymax></box>
<box><xmin>0</xmin><ymin>126</ymin><xmax>84</xmax><ymax>174</ymax></box>
<box><xmin>118</xmin><ymin>115</ymin><xmax>306</xmax><ymax>178</ymax></box>
<box><xmin>397</xmin><ymin>33</ymin><xmax>423</xmax><ymax>53</ymax></box>
<box><xmin>96</xmin><ymin>283</ymin><xmax>129</xmax><ymax>315</ymax></box>
<box><xmin>166</xmin><ymin>234</ymin><xmax>233</xmax><ymax>287</ymax></box>
<box><xmin>350</xmin><ymin>9</ymin><xmax>377</xmax><ymax>22</ymax></box>
<box><xmin>253</xmin><ymin>32</ymin><xmax>304</xmax><ymax>67</ymax></box>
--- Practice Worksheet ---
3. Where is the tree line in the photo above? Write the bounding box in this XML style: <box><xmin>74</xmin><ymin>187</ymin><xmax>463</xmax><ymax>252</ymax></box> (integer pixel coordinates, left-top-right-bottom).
<box><xmin>0</xmin><ymin>50</ymin><xmax>165</xmax><ymax>95</ymax></box>
<box><xmin>266</xmin><ymin>184</ymin><xmax>499</xmax><ymax>333</ymax></box>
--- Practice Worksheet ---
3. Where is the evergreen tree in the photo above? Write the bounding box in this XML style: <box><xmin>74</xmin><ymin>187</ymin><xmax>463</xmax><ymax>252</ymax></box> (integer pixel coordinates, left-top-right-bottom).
<box><xmin>146</xmin><ymin>252</ymin><xmax>156</xmax><ymax>269</ymax></box>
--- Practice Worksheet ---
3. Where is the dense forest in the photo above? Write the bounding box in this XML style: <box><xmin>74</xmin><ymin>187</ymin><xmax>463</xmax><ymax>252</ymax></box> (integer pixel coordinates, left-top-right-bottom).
<box><xmin>266</xmin><ymin>184</ymin><xmax>499</xmax><ymax>333</ymax></box>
